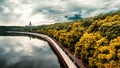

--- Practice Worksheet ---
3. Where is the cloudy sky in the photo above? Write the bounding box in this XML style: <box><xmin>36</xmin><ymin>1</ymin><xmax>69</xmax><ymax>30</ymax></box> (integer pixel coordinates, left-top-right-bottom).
<box><xmin>0</xmin><ymin>0</ymin><xmax>120</xmax><ymax>26</ymax></box>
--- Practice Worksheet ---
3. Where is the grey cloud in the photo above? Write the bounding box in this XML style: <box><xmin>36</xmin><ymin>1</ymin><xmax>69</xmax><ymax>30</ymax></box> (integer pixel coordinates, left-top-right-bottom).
<box><xmin>0</xmin><ymin>1</ymin><xmax>14</xmax><ymax>22</ymax></box>
<box><xmin>0</xmin><ymin>0</ymin><xmax>120</xmax><ymax>25</ymax></box>
<box><xmin>0</xmin><ymin>0</ymin><xmax>5</xmax><ymax>4</ymax></box>
<box><xmin>20</xmin><ymin>0</ymin><xmax>120</xmax><ymax>23</ymax></box>
<box><xmin>0</xmin><ymin>0</ymin><xmax>30</xmax><ymax>25</ymax></box>
<box><xmin>0</xmin><ymin>7</ymin><xmax>4</xmax><ymax>12</ymax></box>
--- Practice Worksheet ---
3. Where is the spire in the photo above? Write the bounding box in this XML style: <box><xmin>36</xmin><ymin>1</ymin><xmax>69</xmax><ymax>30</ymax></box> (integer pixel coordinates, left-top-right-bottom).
<box><xmin>29</xmin><ymin>21</ymin><xmax>32</xmax><ymax>26</ymax></box>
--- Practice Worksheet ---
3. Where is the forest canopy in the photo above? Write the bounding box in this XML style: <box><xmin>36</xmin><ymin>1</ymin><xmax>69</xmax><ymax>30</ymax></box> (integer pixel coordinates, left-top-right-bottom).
<box><xmin>1</xmin><ymin>10</ymin><xmax>120</xmax><ymax>68</ymax></box>
<box><xmin>33</xmin><ymin>10</ymin><xmax>120</xmax><ymax>68</ymax></box>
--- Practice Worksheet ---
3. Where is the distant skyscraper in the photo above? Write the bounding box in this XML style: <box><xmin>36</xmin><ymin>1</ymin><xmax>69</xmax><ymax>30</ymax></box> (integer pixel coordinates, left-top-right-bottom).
<box><xmin>28</xmin><ymin>21</ymin><xmax>32</xmax><ymax>31</ymax></box>
<box><xmin>29</xmin><ymin>21</ymin><xmax>32</xmax><ymax>26</ymax></box>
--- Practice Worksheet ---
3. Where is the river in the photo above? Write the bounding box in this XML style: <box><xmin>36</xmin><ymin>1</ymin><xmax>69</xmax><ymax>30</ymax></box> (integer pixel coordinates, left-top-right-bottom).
<box><xmin>0</xmin><ymin>33</ymin><xmax>60</xmax><ymax>68</ymax></box>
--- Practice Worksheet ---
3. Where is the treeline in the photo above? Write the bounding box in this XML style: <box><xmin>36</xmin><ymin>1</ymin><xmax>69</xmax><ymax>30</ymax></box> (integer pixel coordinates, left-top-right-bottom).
<box><xmin>0</xmin><ymin>26</ymin><xmax>38</xmax><ymax>32</ymax></box>
<box><xmin>28</xmin><ymin>11</ymin><xmax>120</xmax><ymax>68</ymax></box>
<box><xmin>0</xmin><ymin>26</ymin><xmax>24</xmax><ymax>32</ymax></box>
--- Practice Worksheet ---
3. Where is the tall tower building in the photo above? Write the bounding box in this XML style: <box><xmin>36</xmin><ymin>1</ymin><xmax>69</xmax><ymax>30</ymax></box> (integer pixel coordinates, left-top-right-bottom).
<box><xmin>29</xmin><ymin>21</ymin><xmax>32</xmax><ymax>26</ymax></box>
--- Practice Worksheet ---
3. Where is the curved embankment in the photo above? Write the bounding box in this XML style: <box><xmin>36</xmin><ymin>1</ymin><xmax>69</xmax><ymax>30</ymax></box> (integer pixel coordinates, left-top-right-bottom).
<box><xmin>8</xmin><ymin>31</ymin><xmax>86</xmax><ymax>68</ymax></box>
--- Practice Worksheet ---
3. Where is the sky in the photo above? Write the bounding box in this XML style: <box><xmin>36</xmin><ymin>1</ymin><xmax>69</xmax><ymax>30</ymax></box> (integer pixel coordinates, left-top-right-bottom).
<box><xmin>0</xmin><ymin>0</ymin><xmax>120</xmax><ymax>26</ymax></box>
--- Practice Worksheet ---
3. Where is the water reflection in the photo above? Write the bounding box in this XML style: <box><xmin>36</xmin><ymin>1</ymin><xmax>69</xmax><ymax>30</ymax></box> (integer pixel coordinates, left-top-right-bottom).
<box><xmin>0</xmin><ymin>36</ymin><xmax>60</xmax><ymax>68</ymax></box>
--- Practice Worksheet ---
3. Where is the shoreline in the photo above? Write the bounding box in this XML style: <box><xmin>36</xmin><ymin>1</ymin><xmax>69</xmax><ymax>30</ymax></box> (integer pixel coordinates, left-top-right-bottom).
<box><xmin>7</xmin><ymin>31</ymin><xmax>86</xmax><ymax>68</ymax></box>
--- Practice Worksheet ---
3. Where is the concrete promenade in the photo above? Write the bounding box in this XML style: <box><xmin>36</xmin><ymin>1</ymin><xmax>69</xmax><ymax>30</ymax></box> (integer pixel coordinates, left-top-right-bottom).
<box><xmin>8</xmin><ymin>31</ymin><xmax>86</xmax><ymax>68</ymax></box>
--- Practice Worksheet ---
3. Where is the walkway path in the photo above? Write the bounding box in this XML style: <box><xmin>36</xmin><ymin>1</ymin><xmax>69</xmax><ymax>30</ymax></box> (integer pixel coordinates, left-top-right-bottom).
<box><xmin>8</xmin><ymin>31</ymin><xmax>86</xmax><ymax>68</ymax></box>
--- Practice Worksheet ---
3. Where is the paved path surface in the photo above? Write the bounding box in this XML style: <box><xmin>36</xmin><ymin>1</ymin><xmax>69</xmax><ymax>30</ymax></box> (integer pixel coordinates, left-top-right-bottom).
<box><xmin>8</xmin><ymin>31</ymin><xmax>86</xmax><ymax>68</ymax></box>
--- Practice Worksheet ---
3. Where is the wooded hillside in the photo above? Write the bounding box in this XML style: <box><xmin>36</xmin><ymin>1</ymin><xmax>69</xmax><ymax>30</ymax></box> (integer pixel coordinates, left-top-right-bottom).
<box><xmin>8</xmin><ymin>10</ymin><xmax>120</xmax><ymax>68</ymax></box>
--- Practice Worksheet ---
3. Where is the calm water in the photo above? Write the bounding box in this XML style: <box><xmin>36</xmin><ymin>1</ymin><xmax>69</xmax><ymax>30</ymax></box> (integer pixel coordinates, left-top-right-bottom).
<box><xmin>0</xmin><ymin>36</ymin><xmax>60</xmax><ymax>68</ymax></box>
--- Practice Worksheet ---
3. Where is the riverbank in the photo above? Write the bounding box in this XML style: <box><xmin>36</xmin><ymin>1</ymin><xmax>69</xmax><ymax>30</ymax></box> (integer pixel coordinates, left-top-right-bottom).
<box><xmin>51</xmin><ymin>37</ymin><xmax>87</xmax><ymax>68</ymax></box>
<box><xmin>7</xmin><ymin>31</ymin><xmax>86</xmax><ymax>68</ymax></box>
